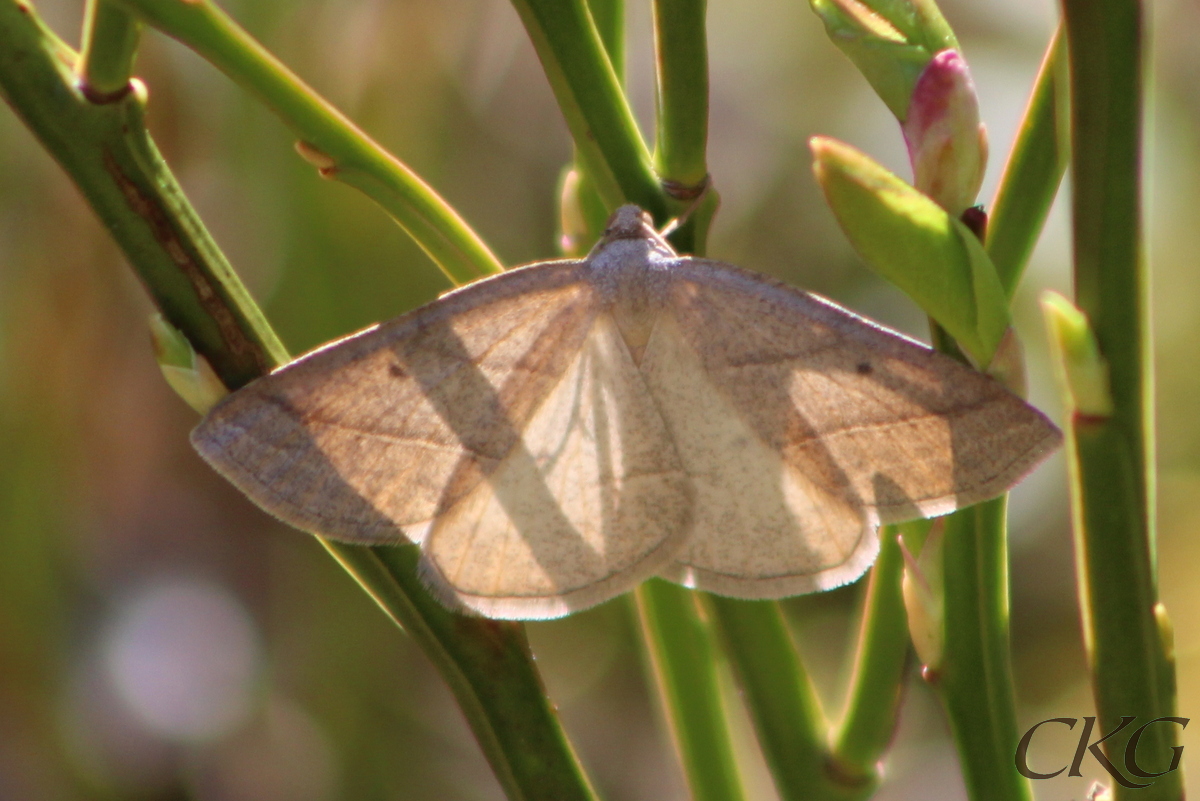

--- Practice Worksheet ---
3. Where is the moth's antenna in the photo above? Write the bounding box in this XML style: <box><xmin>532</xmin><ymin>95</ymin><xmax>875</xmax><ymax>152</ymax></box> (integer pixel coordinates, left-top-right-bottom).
<box><xmin>658</xmin><ymin>175</ymin><xmax>712</xmax><ymax>238</ymax></box>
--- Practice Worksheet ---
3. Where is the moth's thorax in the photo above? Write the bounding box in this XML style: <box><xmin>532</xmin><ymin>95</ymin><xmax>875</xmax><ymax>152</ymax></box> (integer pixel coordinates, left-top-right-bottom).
<box><xmin>588</xmin><ymin>228</ymin><xmax>676</xmax><ymax>363</ymax></box>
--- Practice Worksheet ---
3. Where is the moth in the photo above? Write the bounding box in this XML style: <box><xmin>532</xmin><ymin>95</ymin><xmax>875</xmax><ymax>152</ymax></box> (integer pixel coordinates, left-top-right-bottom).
<box><xmin>193</xmin><ymin>206</ymin><xmax>1061</xmax><ymax>619</ymax></box>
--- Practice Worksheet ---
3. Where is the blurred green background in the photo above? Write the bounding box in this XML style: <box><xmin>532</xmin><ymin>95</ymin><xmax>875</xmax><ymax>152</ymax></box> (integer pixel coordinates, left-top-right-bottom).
<box><xmin>2</xmin><ymin>0</ymin><xmax>1199</xmax><ymax>798</ymax></box>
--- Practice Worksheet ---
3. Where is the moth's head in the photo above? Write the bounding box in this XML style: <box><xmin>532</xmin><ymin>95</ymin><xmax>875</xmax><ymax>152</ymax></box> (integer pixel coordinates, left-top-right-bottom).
<box><xmin>592</xmin><ymin>205</ymin><xmax>676</xmax><ymax>264</ymax></box>
<box><xmin>603</xmin><ymin>205</ymin><xmax>657</xmax><ymax>242</ymax></box>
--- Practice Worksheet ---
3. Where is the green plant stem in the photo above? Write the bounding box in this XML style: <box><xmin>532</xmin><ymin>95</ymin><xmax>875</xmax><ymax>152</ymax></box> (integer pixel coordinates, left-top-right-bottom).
<box><xmin>987</xmin><ymin>26</ymin><xmax>1068</xmax><ymax>296</ymax></box>
<box><xmin>705</xmin><ymin>596</ymin><xmax>843</xmax><ymax>801</ymax></box>
<box><xmin>0</xmin><ymin>1</ymin><xmax>285</xmax><ymax>389</ymax></box>
<box><xmin>0</xmin><ymin>6</ymin><xmax>598</xmax><ymax>799</ymax></box>
<box><xmin>331</xmin><ymin>545</ymin><xmax>598</xmax><ymax>801</ymax></box>
<box><xmin>113</xmin><ymin>0</ymin><xmax>502</xmax><ymax>284</ymax></box>
<box><xmin>588</xmin><ymin>0</ymin><xmax>625</xmax><ymax>81</ymax></box>
<box><xmin>830</xmin><ymin>525</ymin><xmax>914</xmax><ymax>794</ymax></box>
<box><xmin>914</xmin><ymin>22</ymin><xmax>1073</xmax><ymax>801</ymax></box>
<box><xmin>1060</xmin><ymin>0</ymin><xmax>1179</xmax><ymax>796</ymax></box>
<box><xmin>557</xmin><ymin>0</ymin><xmax>628</xmax><ymax>252</ymax></box>
<box><xmin>927</xmin><ymin>189</ymin><xmax>1030</xmax><ymax>798</ymax></box>
<box><xmin>922</xmin><ymin>139</ymin><xmax>1031</xmax><ymax>796</ymax></box>
<box><xmin>635</xmin><ymin>581</ymin><xmax>746</xmax><ymax>801</ymax></box>
<box><xmin>78</xmin><ymin>0</ymin><xmax>140</xmax><ymax>101</ymax></box>
<box><xmin>510</xmin><ymin>0</ymin><xmax>667</xmax><ymax>220</ymax></box>
<box><xmin>921</xmin><ymin>30</ymin><xmax>1073</xmax><ymax>782</ymax></box>
<box><xmin>652</xmin><ymin>0</ymin><xmax>709</xmax><ymax>191</ymax></box>
<box><xmin>937</xmin><ymin>498</ymin><xmax>1030</xmax><ymax>801</ymax></box>
<box><xmin>890</xmin><ymin>47</ymin><xmax>1072</xmax><ymax>800</ymax></box>
<box><xmin>702</xmin><ymin>532</ymin><xmax>915</xmax><ymax>801</ymax></box>
<box><xmin>650</xmin><ymin>0</ymin><xmax>716</xmax><ymax>255</ymax></box>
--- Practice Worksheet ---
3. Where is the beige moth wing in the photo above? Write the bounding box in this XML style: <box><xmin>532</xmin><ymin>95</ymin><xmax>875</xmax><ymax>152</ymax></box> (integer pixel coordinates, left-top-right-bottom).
<box><xmin>642</xmin><ymin>257</ymin><xmax>1062</xmax><ymax>599</ymax></box>
<box><xmin>191</xmin><ymin>260</ymin><xmax>691</xmax><ymax>619</ymax></box>
<box><xmin>416</xmin><ymin>310</ymin><xmax>692</xmax><ymax>618</ymax></box>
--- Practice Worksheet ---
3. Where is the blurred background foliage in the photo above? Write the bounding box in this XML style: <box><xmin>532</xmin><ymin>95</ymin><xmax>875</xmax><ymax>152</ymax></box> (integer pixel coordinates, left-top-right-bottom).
<box><xmin>1</xmin><ymin>0</ymin><xmax>1199</xmax><ymax>798</ymax></box>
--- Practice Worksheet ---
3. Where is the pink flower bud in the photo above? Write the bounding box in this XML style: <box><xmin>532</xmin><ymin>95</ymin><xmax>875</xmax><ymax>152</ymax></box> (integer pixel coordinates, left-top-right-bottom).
<box><xmin>902</xmin><ymin>49</ymin><xmax>988</xmax><ymax>215</ymax></box>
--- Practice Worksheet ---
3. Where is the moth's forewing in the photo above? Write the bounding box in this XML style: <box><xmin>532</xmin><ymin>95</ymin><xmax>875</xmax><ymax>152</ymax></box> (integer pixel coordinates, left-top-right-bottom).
<box><xmin>192</xmin><ymin>259</ymin><xmax>691</xmax><ymax>618</ymax></box>
<box><xmin>647</xmin><ymin>258</ymin><xmax>1060</xmax><ymax>598</ymax></box>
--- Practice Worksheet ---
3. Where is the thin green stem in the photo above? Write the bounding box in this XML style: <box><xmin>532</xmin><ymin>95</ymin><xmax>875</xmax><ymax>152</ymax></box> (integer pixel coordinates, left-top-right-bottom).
<box><xmin>557</xmin><ymin>0</ymin><xmax>628</xmax><ymax>252</ymax></box>
<box><xmin>510</xmin><ymin>0</ymin><xmax>667</xmax><ymax>220</ymax></box>
<box><xmin>937</xmin><ymin>498</ymin><xmax>1030</xmax><ymax>801</ymax></box>
<box><xmin>78</xmin><ymin>0</ymin><xmax>141</xmax><ymax>101</ymax></box>
<box><xmin>0</xmin><ymin>1</ymin><xmax>285</xmax><ymax>389</ymax></box>
<box><xmin>920</xmin><ymin>46</ymin><xmax>1064</xmax><ymax>783</ymax></box>
<box><xmin>830</xmin><ymin>525</ymin><xmax>915</xmax><ymax>793</ymax></box>
<box><xmin>1060</xmin><ymin>0</ymin><xmax>1179</xmax><ymax>796</ymax></box>
<box><xmin>927</xmin><ymin>203</ymin><xmax>1030</xmax><ymax>800</ymax></box>
<box><xmin>0</xmin><ymin>6</ymin><xmax>597</xmax><ymax>799</ymax></box>
<box><xmin>650</xmin><ymin>0</ymin><xmax>716</xmax><ymax>255</ymax></box>
<box><xmin>588</xmin><ymin>0</ymin><xmax>625</xmax><ymax>81</ymax></box>
<box><xmin>635</xmin><ymin>581</ymin><xmax>746</xmax><ymax>801</ymax></box>
<box><xmin>652</xmin><ymin>0</ymin><xmax>709</xmax><ymax>191</ymax></box>
<box><xmin>706</xmin><ymin>596</ymin><xmax>845</xmax><ymax>801</ymax></box>
<box><xmin>113</xmin><ymin>0</ymin><xmax>502</xmax><ymax>284</ymax></box>
<box><xmin>331</xmin><ymin>545</ymin><xmax>598</xmax><ymax>801</ymax></box>
<box><xmin>987</xmin><ymin>26</ymin><xmax>1068</xmax><ymax>296</ymax></box>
